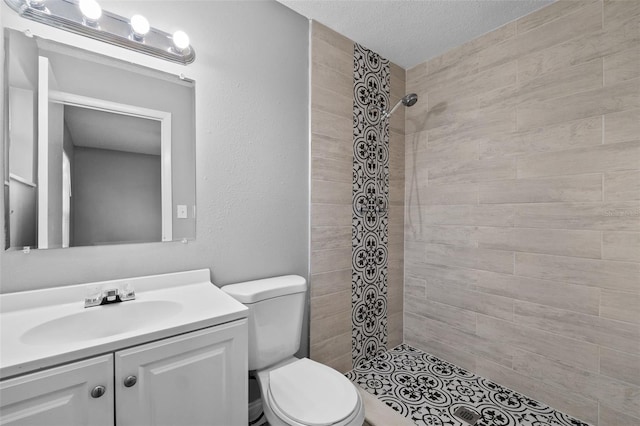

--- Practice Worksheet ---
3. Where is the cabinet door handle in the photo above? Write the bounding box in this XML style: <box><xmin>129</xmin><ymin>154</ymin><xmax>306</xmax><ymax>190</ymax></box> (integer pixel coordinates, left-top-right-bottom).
<box><xmin>123</xmin><ymin>375</ymin><xmax>137</xmax><ymax>387</ymax></box>
<box><xmin>91</xmin><ymin>385</ymin><xmax>106</xmax><ymax>398</ymax></box>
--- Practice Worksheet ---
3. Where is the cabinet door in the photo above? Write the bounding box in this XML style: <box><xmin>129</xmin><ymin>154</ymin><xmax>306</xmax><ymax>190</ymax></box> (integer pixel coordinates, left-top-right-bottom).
<box><xmin>0</xmin><ymin>355</ymin><xmax>114</xmax><ymax>426</ymax></box>
<box><xmin>116</xmin><ymin>320</ymin><xmax>248</xmax><ymax>426</ymax></box>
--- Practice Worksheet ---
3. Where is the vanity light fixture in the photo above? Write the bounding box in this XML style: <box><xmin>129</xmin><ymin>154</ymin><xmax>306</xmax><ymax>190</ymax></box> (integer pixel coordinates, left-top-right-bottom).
<box><xmin>3</xmin><ymin>0</ymin><xmax>195</xmax><ymax>64</ymax></box>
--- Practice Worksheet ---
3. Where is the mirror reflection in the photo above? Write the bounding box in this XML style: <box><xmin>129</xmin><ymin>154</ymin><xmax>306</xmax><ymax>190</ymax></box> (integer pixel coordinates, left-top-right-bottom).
<box><xmin>3</xmin><ymin>29</ymin><xmax>196</xmax><ymax>250</ymax></box>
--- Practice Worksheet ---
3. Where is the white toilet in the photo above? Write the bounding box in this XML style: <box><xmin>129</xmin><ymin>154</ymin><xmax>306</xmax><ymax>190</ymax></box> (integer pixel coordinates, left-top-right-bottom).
<box><xmin>222</xmin><ymin>275</ymin><xmax>365</xmax><ymax>426</ymax></box>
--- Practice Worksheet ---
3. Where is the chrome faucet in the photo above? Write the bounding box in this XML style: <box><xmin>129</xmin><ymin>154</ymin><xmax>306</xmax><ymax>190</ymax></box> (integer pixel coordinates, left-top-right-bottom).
<box><xmin>84</xmin><ymin>284</ymin><xmax>135</xmax><ymax>308</ymax></box>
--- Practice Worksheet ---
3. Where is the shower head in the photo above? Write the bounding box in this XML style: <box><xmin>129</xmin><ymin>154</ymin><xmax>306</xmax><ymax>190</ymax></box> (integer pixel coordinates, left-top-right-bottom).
<box><xmin>384</xmin><ymin>93</ymin><xmax>418</xmax><ymax>118</ymax></box>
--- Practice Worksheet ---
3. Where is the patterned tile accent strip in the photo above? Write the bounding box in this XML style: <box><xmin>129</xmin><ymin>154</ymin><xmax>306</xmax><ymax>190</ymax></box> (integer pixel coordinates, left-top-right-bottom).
<box><xmin>346</xmin><ymin>344</ymin><xmax>591</xmax><ymax>426</ymax></box>
<box><xmin>351</xmin><ymin>43</ymin><xmax>391</xmax><ymax>367</ymax></box>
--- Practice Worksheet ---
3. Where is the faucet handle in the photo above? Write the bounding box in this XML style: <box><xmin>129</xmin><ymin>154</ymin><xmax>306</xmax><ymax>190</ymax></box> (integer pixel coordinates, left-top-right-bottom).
<box><xmin>84</xmin><ymin>288</ymin><xmax>103</xmax><ymax>308</ymax></box>
<box><xmin>119</xmin><ymin>283</ymin><xmax>135</xmax><ymax>301</ymax></box>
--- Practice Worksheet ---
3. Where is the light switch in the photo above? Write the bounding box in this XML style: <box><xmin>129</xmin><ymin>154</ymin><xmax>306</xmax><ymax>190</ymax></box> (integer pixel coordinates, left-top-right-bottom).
<box><xmin>177</xmin><ymin>205</ymin><xmax>188</xmax><ymax>219</ymax></box>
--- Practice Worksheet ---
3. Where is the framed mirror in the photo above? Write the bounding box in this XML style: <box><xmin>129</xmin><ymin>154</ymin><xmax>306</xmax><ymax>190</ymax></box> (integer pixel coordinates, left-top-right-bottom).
<box><xmin>3</xmin><ymin>28</ymin><xmax>196</xmax><ymax>250</ymax></box>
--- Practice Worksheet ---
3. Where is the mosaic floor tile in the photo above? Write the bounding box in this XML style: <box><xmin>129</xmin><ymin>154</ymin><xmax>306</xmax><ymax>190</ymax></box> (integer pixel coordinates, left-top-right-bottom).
<box><xmin>346</xmin><ymin>344</ymin><xmax>591</xmax><ymax>426</ymax></box>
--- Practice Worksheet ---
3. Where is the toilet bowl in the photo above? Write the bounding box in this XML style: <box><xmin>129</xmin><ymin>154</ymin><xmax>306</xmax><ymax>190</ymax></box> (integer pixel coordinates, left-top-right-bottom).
<box><xmin>256</xmin><ymin>357</ymin><xmax>364</xmax><ymax>426</ymax></box>
<box><xmin>221</xmin><ymin>276</ymin><xmax>365</xmax><ymax>426</ymax></box>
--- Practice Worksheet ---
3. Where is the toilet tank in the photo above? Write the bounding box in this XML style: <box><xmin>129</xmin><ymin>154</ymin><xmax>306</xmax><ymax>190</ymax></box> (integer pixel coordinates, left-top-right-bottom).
<box><xmin>222</xmin><ymin>275</ymin><xmax>307</xmax><ymax>370</ymax></box>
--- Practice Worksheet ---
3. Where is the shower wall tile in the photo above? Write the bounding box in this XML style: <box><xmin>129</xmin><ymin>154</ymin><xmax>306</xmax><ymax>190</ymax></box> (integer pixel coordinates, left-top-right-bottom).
<box><xmin>598</xmin><ymin>404</ymin><xmax>640</xmax><ymax>426</ymax></box>
<box><xmin>604</xmin><ymin>108</ymin><xmax>640</xmax><ymax>145</ymax></box>
<box><xmin>478</xmin><ymin>174</ymin><xmax>603</xmax><ymax>204</ymax></box>
<box><xmin>600</xmin><ymin>289</ymin><xmax>640</xmax><ymax>325</ymax></box>
<box><xmin>602</xmin><ymin>231</ymin><xmax>640</xmax><ymax>262</ymax></box>
<box><xmin>310</xmin><ymin>21</ymin><xmax>404</xmax><ymax>373</ymax></box>
<box><xmin>476</xmin><ymin>227</ymin><xmax>602</xmax><ymax>259</ymax></box>
<box><xmin>405</xmin><ymin>2</ymin><xmax>640</xmax><ymax>423</ymax></box>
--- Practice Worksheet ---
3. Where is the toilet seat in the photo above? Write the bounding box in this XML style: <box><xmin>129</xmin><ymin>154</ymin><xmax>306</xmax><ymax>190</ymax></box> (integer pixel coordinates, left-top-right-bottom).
<box><xmin>260</xmin><ymin>358</ymin><xmax>363</xmax><ymax>426</ymax></box>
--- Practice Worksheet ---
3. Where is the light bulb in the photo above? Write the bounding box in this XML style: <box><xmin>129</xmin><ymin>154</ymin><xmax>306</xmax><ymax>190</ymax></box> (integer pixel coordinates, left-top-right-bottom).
<box><xmin>79</xmin><ymin>0</ymin><xmax>102</xmax><ymax>23</ymax></box>
<box><xmin>130</xmin><ymin>14</ymin><xmax>150</xmax><ymax>39</ymax></box>
<box><xmin>172</xmin><ymin>30</ymin><xmax>190</xmax><ymax>52</ymax></box>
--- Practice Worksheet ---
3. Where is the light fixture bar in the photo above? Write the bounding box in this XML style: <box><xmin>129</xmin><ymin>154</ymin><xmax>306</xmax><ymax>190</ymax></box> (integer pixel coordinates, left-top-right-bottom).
<box><xmin>4</xmin><ymin>0</ymin><xmax>195</xmax><ymax>65</ymax></box>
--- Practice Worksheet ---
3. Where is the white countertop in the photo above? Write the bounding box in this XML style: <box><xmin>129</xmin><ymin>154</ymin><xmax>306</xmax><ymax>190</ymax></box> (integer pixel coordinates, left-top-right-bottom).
<box><xmin>0</xmin><ymin>269</ymin><xmax>248</xmax><ymax>379</ymax></box>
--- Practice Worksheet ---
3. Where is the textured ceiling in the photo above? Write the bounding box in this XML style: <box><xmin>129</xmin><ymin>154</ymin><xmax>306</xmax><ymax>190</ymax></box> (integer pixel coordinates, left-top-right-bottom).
<box><xmin>277</xmin><ymin>0</ymin><xmax>554</xmax><ymax>69</ymax></box>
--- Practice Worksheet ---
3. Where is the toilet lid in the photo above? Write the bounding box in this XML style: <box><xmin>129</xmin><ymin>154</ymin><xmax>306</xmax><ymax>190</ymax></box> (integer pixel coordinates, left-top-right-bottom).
<box><xmin>268</xmin><ymin>358</ymin><xmax>358</xmax><ymax>426</ymax></box>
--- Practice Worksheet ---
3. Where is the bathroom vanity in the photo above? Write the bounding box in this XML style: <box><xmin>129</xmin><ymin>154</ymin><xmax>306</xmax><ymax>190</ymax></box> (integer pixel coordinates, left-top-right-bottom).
<box><xmin>0</xmin><ymin>270</ymin><xmax>248</xmax><ymax>425</ymax></box>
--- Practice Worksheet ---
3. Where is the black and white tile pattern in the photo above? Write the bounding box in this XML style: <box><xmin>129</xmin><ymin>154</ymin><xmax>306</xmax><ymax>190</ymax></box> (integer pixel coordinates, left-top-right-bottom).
<box><xmin>346</xmin><ymin>344</ymin><xmax>591</xmax><ymax>426</ymax></box>
<box><xmin>351</xmin><ymin>43</ymin><xmax>391</xmax><ymax>367</ymax></box>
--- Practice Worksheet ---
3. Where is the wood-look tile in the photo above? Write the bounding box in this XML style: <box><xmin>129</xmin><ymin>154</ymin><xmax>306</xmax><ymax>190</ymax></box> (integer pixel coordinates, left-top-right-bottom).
<box><xmin>311</xmin><ymin>226</ymin><xmax>351</xmax><ymax>251</ymax></box>
<box><xmin>404</xmin><ymin>275</ymin><xmax>426</xmax><ymax>298</ymax></box>
<box><xmin>310</xmin><ymin>309</ymin><xmax>351</xmax><ymax>345</ymax></box>
<box><xmin>510</xmin><ymin>349</ymin><xmax>640</xmax><ymax>419</ymax></box>
<box><xmin>517</xmin><ymin>140</ymin><xmax>640</xmax><ymax>178</ymax></box>
<box><xmin>417</xmin><ymin>53</ymin><xmax>478</xmax><ymax>95</ymax></box>
<box><xmin>428</xmin><ymin>158</ymin><xmax>516</xmax><ymax>185</ymax></box>
<box><xmin>404</xmin><ymin>316</ymin><xmax>478</xmax><ymax>373</ymax></box>
<box><xmin>604</xmin><ymin>46</ymin><xmax>640</xmax><ymax>86</ymax></box>
<box><xmin>311</xmin><ymin>179</ymin><xmax>351</xmax><ymax>204</ymax></box>
<box><xmin>311</xmin><ymin>21</ymin><xmax>353</xmax><ymax>56</ymax></box>
<box><xmin>311</xmin><ymin>248</ymin><xmax>352</xmax><ymax>275</ymax></box>
<box><xmin>310</xmin><ymin>269</ymin><xmax>352</xmax><ymax>298</ymax></box>
<box><xmin>310</xmin><ymin>331</ymin><xmax>351</xmax><ymax>368</ymax></box>
<box><xmin>601</xmin><ymin>347</ymin><xmax>640</xmax><ymax>387</ymax></box>
<box><xmin>429</xmin><ymin>60</ymin><xmax>516</xmax><ymax>106</ymax></box>
<box><xmin>516</xmin><ymin>58</ymin><xmax>603</xmax><ymax>104</ymax></box>
<box><xmin>311</xmin><ymin>37</ymin><xmax>353</xmax><ymax>77</ymax></box>
<box><xmin>311</xmin><ymin>109</ymin><xmax>352</xmax><ymax>140</ymax></box>
<box><xmin>516</xmin><ymin>0</ymin><xmax>600</xmax><ymax>34</ymax></box>
<box><xmin>404</xmin><ymin>312</ymin><xmax>512</xmax><ymax>367</ymax></box>
<box><xmin>477</xmin><ymin>1</ymin><xmax>602</xmax><ymax>70</ymax></box>
<box><xmin>311</xmin><ymin>204</ymin><xmax>351</xmax><ymax>227</ymax></box>
<box><xmin>405</xmin><ymin>296</ymin><xmax>477</xmax><ymax>334</ymax></box>
<box><xmin>311</xmin><ymin>133</ymin><xmax>352</xmax><ymax>163</ymax></box>
<box><xmin>420</xmin><ymin>243</ymin><xmax>514</xmax><ymax>274</ymax></box>
<box><xmin>427</xmin><ymin>106</ymin><xmax>516</xmax><ymax>143</ymax></box>
<box><xmin>514</xmin><ymin>201</ymin><xmax>640</xmax><ymax>231</ymax></box>
<box><xmin>603</xmin><ymin>0</ymin><xmax>640</xmax><ymax>29</ymax></box>
<box><xmin>387</xmin><ymin>312</ymin><xmax>403</xmax><ymax>349</ymax></box>
<box><xmin>517</xmin><ymin>78</ymin><xmax>640</xmax><ymax>130</ymax></box>
<box><xmin>310</xmin><ymin>288</ymin><xmax>351</xmax><ymax>321</ymax></box>
<box><xmin>408</xmin><ymin>225</ymin><xmax>478</xmax><ymax>248</ymax></box>
<box><xmin>312</xmin><ymin>84</ymin><xmax>353</xmax><ymax>119</ymax></box>
<box><xmin>515</xmin><ymin>252</ymin><xmax>640</xmax><ymax>293</ymax></box>
<box><xmin>479</xmin><ymin>174</ymin><xmax>603</xmax><ymax>204</ymax></box>
<box><xmin>474</xmin><ymin>270</ymin><xmax>601</xmax><ymax>315</ymax></box>
<box><xmin>475</xmin><ymin>357</ymin><xmax>599</xmax><ymax>425</ymax></box>
<box><xmin>410</xmin><ymin>204</ymin><xmax>515</xmax><ymax>227</ymax></box>
<box><xmin>311</xmin><ymin>156</ymin><xmax>352</xmax><ymax>183</ymax></box>
<box><xmin>601</xmin><ymin>289</ymin><xmax>640</xmax><ymax>325</ymax></box>
<box><xmin>477</xmin><ymin>315</ymin><xmax>600</xmax><ymax>373</ymax></box>
<box><xmin>604</xmin><ymin>109</ymin><xmax>640</xmax><ymax>145</ymax></box>
<box><xmin>478</xmin><ymin>116</ymin><xmax>602</xmax><ymax>159</ymax></box>
<box><xmin>518</xmin><ymin>17</ymin><xmax>639</xmax><ymax>83</ymax></box>
<box><xmin>415</xmin><ymin>182</ymin><xmax>478</xmax><ymax>206</ymax></box>
<box><xmin>604</xmin><ymin>170</ymin><xmax>640</xmax><ymax>202</ymax></box>
<box><xmin>312</xmin><ymin>61</ymin><xmax>353</xmax><ymax>98</ymax></box>
<box><xmin>477</xmin><ymin>227</ymin><xmax>601</xmax><ymax>259</ymax></box>
<box><xmin>427</xmin><ymin>281</ymin><xmax>514</xmax><ymax>321</ymax></box>
<box><xmin>423</xmin><ymin>130</ymin><xmax>479</xmax><ymax>167</ymax></box>
<box><xmin>406</xmin><ymin>62</ymin><xmax>428</xmax><ymax>86</ymax></box>
<box><xmin>324</xmin><ymin>352</ymin><xmax>353</xmax><ymax>375</ymax></box>
<box><xmin>599</xmin><ymin>404</ymin><xmax>640</xmax><ymax>426</ymax></box>
<box><xmin>603</xmin><ymin>231</ymin><xmax>640</xmax><ymax>262</ymax></box>
<box><xmin>513</xmin><ymin>300</ymin><xmax>640</xmax><ymax>355</ymax></box>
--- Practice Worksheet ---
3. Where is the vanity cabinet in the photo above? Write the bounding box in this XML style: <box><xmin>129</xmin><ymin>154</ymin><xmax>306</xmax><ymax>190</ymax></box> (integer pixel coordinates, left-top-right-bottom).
<box><xmin>0</xmin><ymin>320</ymin><xmax>247</xmax><ymax>425</ymax></box>
<box><xmin>0</xmin><ymin>355</ymin><xmax>114</xmax><ymax>425</ymax></box>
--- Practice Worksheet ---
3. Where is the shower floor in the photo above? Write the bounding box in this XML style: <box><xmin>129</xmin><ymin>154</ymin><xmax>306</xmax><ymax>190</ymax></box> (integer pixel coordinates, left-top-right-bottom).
<box><xmin>346</xmin><ymin>344</ymin><xmax>590</xmax><ymax>426</ymax></box>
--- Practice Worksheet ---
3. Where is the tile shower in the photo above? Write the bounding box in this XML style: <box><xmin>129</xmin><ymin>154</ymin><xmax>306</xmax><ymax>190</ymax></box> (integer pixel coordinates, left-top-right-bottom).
<box><xmin>310</xmin><ymin>1</ymin><xmax>639</xmax><ymax>425</ymax></box>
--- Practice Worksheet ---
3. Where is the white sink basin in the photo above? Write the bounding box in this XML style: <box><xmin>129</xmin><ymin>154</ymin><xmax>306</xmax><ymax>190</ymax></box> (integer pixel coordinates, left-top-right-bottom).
<box><xmin>21</xmin><ymin>300</ymin><xmax>183</xmax><ymax>345</ymax></box>
<box><xmin>0</xmin><ymin>269</ymin><xmax>248</xmax><ymax>379</ymax></box>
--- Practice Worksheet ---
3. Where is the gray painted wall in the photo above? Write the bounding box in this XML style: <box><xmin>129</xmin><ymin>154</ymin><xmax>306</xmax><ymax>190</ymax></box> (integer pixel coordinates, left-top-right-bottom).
<box><xmin>72</xmin><ymin>147</ymin><xmax>161</xmax><ymax>246</ymax></box>
<box><xmin>0</xmin><ymin>0</ymin><xmax>310</xmax><ymax>340</ymax></box>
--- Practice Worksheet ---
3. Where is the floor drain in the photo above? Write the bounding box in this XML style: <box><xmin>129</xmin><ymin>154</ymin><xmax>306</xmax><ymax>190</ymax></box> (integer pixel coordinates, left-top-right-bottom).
<box><xmin>453</xmin><ymin>406</ymin><xmax>481</xmax><ymax>425</ymax></box>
